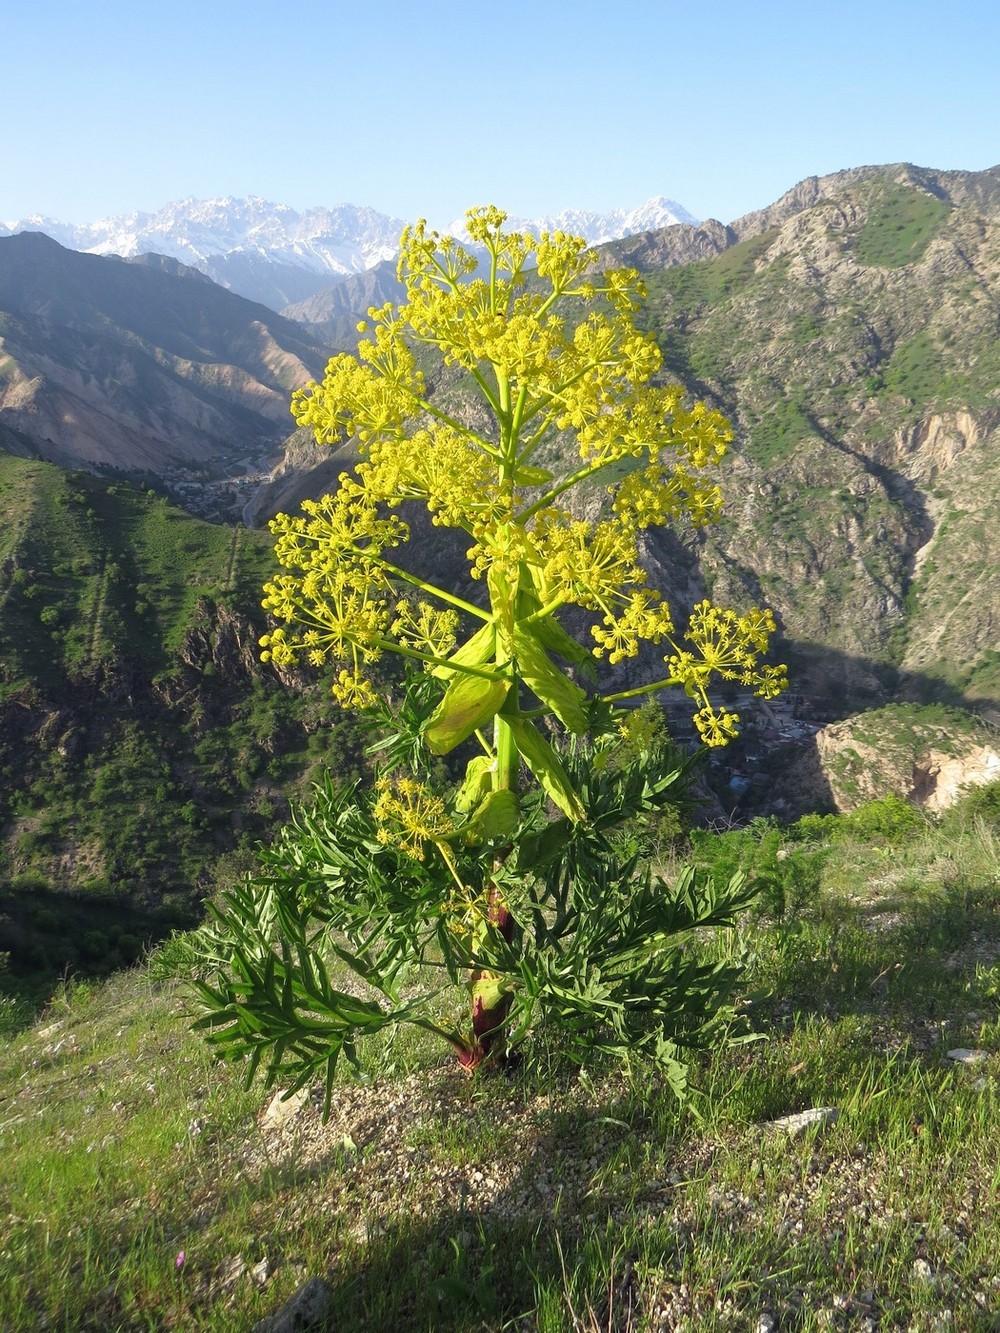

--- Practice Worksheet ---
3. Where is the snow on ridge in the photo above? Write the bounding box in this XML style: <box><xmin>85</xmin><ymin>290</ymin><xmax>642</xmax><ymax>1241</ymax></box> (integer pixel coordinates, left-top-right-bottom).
<box><xmin>1</xmin><ymin>194</ymin><xmax>700</xmax><ymax>304</ymax></box>
<box><xmin>1</xmin><ymin>197</ymin><xmax>408</xmax><ymax>276</ymax></box>
<box><xmin>445</xmin><ymin>196</ymin><xmax>700</xmax><ymax>244</ymax></box>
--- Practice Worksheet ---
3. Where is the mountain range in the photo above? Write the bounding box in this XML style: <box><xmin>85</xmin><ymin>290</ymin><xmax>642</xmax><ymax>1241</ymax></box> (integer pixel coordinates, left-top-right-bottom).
<box><xmin>250</xmin><ymin>162</ymin><xmax>1000</xmax><ymax>716</ymax></box>
<box><xmin>2</xmin><ymin>160</ymin><xmax>1000</xmax><ymax>919</ymax></box>
<box><xmin>0</xmin><ymin>195</ymin><xmax>697</xmax><ymax>311</ymax></box>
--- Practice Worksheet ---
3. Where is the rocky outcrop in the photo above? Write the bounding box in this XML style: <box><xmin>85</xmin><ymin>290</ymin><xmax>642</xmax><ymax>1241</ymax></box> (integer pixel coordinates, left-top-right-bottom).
<box><xmin>776</xmin><ymin>706</ymin><xmax>1000</xmax><ymax>814</ymax></box>
<box><xmin>598</xmin><ymin>218</ymin><xmax>737</xmax><ymax>272</ymax></box>
<box><xmin>912</xmin><ymin>744</ymin><xmax>1000</xmax><ymax>811</ymax></box>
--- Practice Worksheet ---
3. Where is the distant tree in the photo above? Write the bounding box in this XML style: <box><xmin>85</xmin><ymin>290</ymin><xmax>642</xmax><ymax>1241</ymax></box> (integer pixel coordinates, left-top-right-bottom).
<box><xmin>190</xmin><ymin>208</ymin><xmax>786</xmax><ymax>1104</ymax></box>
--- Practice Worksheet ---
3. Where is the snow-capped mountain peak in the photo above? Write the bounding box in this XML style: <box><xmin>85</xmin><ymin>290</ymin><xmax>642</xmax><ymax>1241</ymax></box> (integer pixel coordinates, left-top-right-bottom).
<box><xmin>446</xmin><ymin>196</ymin><xmax>699</xmax><ymax>245</ymax></box>
<box><xmin>1</xmin><ymin>194</ymin><xmax>699</xmax><ymax>311</ymax></box>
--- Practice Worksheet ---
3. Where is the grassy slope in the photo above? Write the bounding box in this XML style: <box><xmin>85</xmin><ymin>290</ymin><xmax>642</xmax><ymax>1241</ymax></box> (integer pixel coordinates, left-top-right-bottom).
<box><xmin>0</xmin><ymin>454</ymin><xmax>264</xmax><ymax>685</ymax></box>
<box><xmin>1</xmin><ymin>793</ymin><xmax>998</xmax><ymax>1331</ymax></box>
<box><xmin>0</xmin><ymin>454</ymin><xmax>367</xmax><ymax>1006</ymax></box>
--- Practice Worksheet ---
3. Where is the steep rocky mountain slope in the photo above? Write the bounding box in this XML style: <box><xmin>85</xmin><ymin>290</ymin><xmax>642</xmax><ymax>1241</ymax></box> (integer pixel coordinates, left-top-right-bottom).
<box><xmin>631</xmin><ymin>162</ymin><xmax>1000</xmax><ymax>710</ymax></box>
<box><xmin>259</xmin><ymin>162</ymin><xmax>1000</xmax><ymax>721</ymax></box>
<box><xmin>281</xmin><ymin>258</ymin><xmax>406</xmax><ymax>345</ymax></box>
<box><xmin>0</xmin><ymin>233</ymin><xmax>333</xmax><ymax>475</ymax></box>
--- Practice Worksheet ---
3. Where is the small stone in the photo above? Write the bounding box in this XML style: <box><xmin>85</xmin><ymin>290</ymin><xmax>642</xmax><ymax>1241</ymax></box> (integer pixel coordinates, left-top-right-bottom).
<box><xmin>251</xmin><ymin>1257</ymin><xmax>272</xmax><ymax>1285</ymax></box>
<box><xmin>756</xmin><ymin>1313</ymin><xmax>775</xmax><ymax>1333</ymax></box>
<box><xmin>912</xmin><ymin>1258</ymin><xmax>935</xmax><ymax>1285</ymax></box>
<box><xmin>765</xmin><ymin>1106</ymin><xmax>839</xmax><ymax>1137</ymax></box>
<box><xmin>260</xmin><ymin>1087</ymin><xmax>309</xmax><ymax>1129</ymax></box>
<box><xmin>252</xmin><ymin>1276</ymin><xmax>331</xmax><ymax>1333</ymax></box>
<box><xmin>217</xmin><ymin>1255</ymin><xmax>247</xmax><ymax>1290</ymax></box>
<box><xmin>946</xmin><ymin>1048</ymin><xmax>988</xmax><ymax>1064</ymax></box>
<box><xmin>36</xmin><ymin>1022</ymin><xmax>64</xmax><ymax>1040</ymax></box>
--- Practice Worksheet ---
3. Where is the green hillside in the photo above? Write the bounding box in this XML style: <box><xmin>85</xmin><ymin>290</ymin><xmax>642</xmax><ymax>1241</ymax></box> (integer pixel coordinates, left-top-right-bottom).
<box><xmin>0</xmin><ymin>455</ymin><xmax>366</xmax><ymax>1006</ymax></box>
<box><xmin>0</xmin><ymin>456</ymin><xmax>258</xmax><ymax>684</ymax></box>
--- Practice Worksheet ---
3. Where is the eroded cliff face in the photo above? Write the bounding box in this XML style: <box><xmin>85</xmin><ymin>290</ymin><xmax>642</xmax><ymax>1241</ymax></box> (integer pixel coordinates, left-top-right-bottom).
<box><xmin>773</xmin><ymin>705</ymin><xmax>1000</xmax><ymax>814</ymax></box>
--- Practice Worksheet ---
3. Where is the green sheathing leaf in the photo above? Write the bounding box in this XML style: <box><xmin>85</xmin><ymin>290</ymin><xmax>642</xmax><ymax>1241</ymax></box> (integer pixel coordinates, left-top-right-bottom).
<box><xmin>429</xmin><ymin>619</ymin><xmax>496</xmax><ymax>680</ymax></box>
<box><xmin>424</xmin><ymin>672</ymin><xmax>510</xmax><ymax>755</ymax></box>
<box><xmin>512</xmin><ymin>623</ymin><xmax>588</xmax><ymax>733</ymax></box>
<box><xmin>507</xmin><ymin>717</ymin><xmax>586</xmax><ymax>822</ymax></box>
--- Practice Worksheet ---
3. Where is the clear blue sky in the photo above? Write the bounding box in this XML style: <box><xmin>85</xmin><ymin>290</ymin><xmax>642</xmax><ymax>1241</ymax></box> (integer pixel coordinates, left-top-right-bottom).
<box><xmin>4</xmin><ymin>0</ymin><xmax>998</xmax><ymax>228</ymax></box>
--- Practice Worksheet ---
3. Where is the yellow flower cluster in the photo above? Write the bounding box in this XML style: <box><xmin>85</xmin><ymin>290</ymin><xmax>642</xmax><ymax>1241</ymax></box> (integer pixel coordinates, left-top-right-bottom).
<box><xmin>535</xmin><ymin>515</ymin><xmax>641</xmax><ymax>610</ymax></box>
<box><xmin>390</xmin><ymin>600</ymin><xmax>460</xmax><ymax>658</ymax></box>
<box><xmin>259</xmin><ymin>205</ymin><xmax>786</xmax><ymax>738</ymax></box>
<box><xmin>617</xmin><ymin>702</ymin><xmax>667</xmax><ymax>756</ymax></box>
<box><xmin>439</xmin><ymin>880</ymin><xmax>494</xmax><ymax>947</ymax></box>
<box><xmin>373</xmin><ymin>777</ymin><xmax>455</xmax><ymax>861</ymax></box>
<box><xmin>665</xmin><ymin>602</ymin><xmax>789</xmax><ymax>747</ymax></box>
<box><xmin>591</xmin><ymin>590</ymin><xmax>675</xmax><ymax>664</ymax></box>
<box><xmin>259</xmin><ymin>490</ymin><xmax>408</xmax><ymax>706</ymax></box>
<box><xmin>355</xmin><ymin>428</ymin><xmax>511</xmax><ymax>536</ymax></box>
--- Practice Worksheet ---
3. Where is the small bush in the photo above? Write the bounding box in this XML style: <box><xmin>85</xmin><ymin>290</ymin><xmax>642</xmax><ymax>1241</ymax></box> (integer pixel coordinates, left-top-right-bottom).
<box><xmin>940</xmin><ymin>779</ymin><xmax>1000</xmax><ymax>833</ymax></box>
<box><xmin>839</xmin><ymin>793</ymin><xmax>926</xmax><ymax>843</ymax></box>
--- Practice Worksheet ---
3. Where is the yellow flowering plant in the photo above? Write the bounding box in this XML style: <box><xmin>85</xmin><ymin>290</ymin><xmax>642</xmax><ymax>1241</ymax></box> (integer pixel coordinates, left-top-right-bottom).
<box><xmin>189</xmin><ymin>209</ymin><xmax>785</xmax><ymax>1095</ymax></box>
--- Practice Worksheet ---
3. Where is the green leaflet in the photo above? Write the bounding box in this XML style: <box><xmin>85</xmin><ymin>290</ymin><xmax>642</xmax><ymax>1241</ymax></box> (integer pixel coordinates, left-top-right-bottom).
<box><xmin>513</xmin><ymin>464</ymin><xmax>554</xmax><ymax>486</ymax></box>
<box><xmin>424</xmin><ymin>673</ymin><xmax>510</xmax><ymax>755</ymax></box>
<box><xmin>464</xmin><ymin>788</ymin><xmax>519</xmax><ymax>844</ymax></box>
<box><xmin>513</xmin><ymin>623</ymin><xmax>588</xmax><ymax>733</ymax></box>
<box><xmin>429</xmin><ymin>620</ymin><xmax>496</xmax><ymax>679</ymax></box>
<box><xmin>507</xmin><ymin>717</ymin><xmax>586</xmax><ymax>822</ymax></box>
<box><xmin>454</xmin><ymin>755</ymin><xmax>496</xmax><ymax>813</ymax></box>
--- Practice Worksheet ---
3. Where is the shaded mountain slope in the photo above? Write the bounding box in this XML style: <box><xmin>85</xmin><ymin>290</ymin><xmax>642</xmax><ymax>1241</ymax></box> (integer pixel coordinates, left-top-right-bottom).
<box><xmin>0</xmin><ymin>234</ymin><xmax>334</xmax><ymax>474</ymax></box>
<box><xmin>0</xmin><ymin>456</ymin><xmax>365</xmax><ymax>993</ymax></box>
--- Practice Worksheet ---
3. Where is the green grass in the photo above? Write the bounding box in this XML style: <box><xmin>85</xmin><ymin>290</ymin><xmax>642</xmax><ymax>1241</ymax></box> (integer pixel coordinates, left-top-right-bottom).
<box><xmin>855</xmin><ymin>186</ymin><xmax>952</xmax><ymax>269</ymax></box>
<box><xmin>643</xmin><ymin>229</ymin><xmax>779</xmax><ymax>316</ymax></box>
<box><xmin>2</xmin><ymin>795</ymin><xmax>999</xmax><ymax>1330</ymax></box>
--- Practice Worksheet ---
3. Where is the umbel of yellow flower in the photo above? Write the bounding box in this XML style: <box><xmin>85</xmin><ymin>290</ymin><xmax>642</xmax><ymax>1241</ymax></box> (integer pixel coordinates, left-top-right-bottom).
<box><xmin>187</xmin><ymin>208</ymin><xmax>790</xmax><ymax>1092</ymax></box>
<box><xmin>262</xmin><ymin>206</ymin><xmax>786</xmax><ymax>814</ymax></box>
